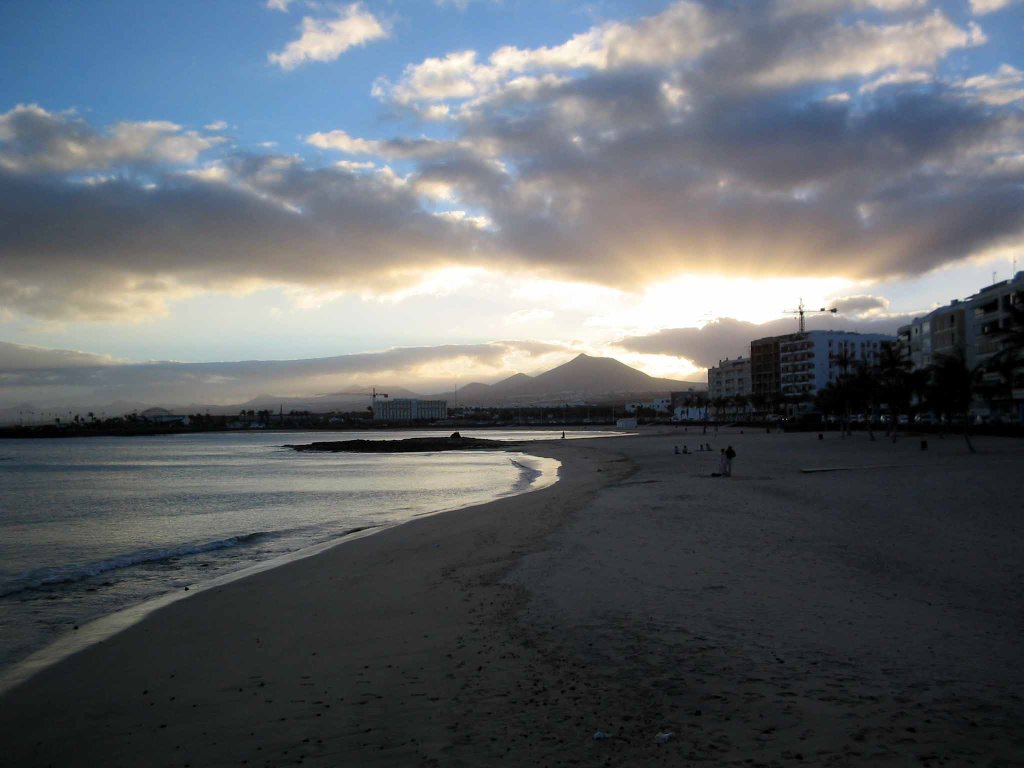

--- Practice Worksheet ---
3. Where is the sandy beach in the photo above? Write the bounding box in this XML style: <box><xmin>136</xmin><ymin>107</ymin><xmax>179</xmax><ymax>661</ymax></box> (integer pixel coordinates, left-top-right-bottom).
<box><xmin>2</xmin><ymin>429</ymin><xmax>1023</xmax><ymax>767</ymax></box>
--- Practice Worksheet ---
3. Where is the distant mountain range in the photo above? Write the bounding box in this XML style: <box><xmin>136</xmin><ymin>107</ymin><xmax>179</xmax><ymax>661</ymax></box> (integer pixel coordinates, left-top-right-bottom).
<box><xmin>438</xmin><ymin>353</ymin><xmax>704</xmax><ymax>406</ymax></box>
<box><xmin>0</xmin><ymin>353</ymin><xmax>704</xmax><ymax>424</ymax></box>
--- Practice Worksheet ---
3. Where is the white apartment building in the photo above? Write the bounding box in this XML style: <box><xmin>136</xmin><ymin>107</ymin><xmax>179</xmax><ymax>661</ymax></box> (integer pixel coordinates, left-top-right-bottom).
<box><xmin>373</xmin><ymin>399</ymin><xmax>448</xmax><ymax>422</ymax></box>
<box><xmin>897</xmin><ymin>271</ymin><xmax>1023</xmax><ymax>421</ymax></box>
<box><xmin>779</xmin><ymin>331</ymin><xmax>893</xmax><ymax>398</ymax></box>
<box><xmin>898</xmin><ymin>271</ymin><xmax>1023</xmax><ymax>370</ymax></box>
<box><xmin>967</xmin><ymin>272</ymin><xmax>1023</xmax><ymax>369</ymax></box>
<box><xmin>708</xmin><ymin>357</ymin><xmax>752</xmax><ymax>400</ymax></box>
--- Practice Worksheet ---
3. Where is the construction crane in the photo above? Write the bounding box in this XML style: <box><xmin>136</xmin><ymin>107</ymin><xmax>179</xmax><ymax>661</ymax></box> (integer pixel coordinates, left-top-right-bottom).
<box><xmin>784</xmin><ymin>298</ymin><xmax>837</xmax><ymax>333</ymax></box>
<box><xmin>334</xmin><ymin>387</ymin><xmax>389</xmax><ymax>410</ymax></box>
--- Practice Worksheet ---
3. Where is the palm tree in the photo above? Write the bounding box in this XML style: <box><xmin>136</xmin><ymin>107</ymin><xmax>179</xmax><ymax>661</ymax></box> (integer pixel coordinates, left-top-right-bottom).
<box><xmin>928</xmin><ymin>350</ymin><xmax>979</xmax><ymax>453</ymax></box>
<box><xmin>828</xmin><ymin>347</ymin><xmax>856</xmax><ymax>436</ymax></box>
<box><xmin>731</xmin><ymin>393</ymin><xmax>750</xmax><ymax>420</ymax></box>
<box><xmin>749</xmin><ymin>391</ymin><xmax>768</xmax><ymax>420</ymax></box>
<box><xmin>875</xmin><ymin>345</ymin><xmax>911</xmax><ymax>442</ymax></box>
<box><xmin>850</xmin><ymin>361</ymin><xmax>879</xmax><ymax>441</ymax></box>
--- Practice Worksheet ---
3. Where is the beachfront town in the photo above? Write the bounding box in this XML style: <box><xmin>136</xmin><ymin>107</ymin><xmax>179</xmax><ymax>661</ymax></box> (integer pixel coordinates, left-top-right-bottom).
<box><xmin>696</xmin><ymin>271</ymin><xmax>1024</xmax><ymax>427</ymax></box>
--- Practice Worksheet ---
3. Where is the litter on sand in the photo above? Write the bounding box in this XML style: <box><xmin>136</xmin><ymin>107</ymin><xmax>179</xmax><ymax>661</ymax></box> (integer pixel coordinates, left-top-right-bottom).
<box><xmin>655</xmin><ymin>731</ymin><xmax>674</xmax><ymax>744</ymax></box>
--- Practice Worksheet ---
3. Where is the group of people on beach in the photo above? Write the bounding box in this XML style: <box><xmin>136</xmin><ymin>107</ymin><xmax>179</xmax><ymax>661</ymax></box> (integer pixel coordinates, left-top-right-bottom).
<box><xmin>676</xmin><ymin>442</ymin><xmax>736</xmax><ymax>476</ymax></box>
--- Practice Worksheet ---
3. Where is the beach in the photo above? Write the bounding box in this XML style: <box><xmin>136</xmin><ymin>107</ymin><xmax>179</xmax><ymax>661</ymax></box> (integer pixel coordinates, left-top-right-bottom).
<box><xmin>2</xmin><ymin>429</ymin><xmax>1023</xmax><ymax>766</ymax></box>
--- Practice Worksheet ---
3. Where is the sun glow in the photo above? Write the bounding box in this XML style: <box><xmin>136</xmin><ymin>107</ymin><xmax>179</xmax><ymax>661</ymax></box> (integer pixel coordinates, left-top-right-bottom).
<box><xmin>581</xmin><ymin>274</ymin><xmax>857</xmax><ymax>336</ymax></box>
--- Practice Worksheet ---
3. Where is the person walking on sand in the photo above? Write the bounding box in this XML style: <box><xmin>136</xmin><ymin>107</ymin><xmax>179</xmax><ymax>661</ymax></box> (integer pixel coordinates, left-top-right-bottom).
<box><xmin>724</xmin><ymin>445</ymin><xmax>736</xmax><ymax>476</ymax></box>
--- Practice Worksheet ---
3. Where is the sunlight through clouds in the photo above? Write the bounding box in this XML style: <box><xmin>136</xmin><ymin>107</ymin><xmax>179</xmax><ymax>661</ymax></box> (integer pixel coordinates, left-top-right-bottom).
<box><xmin>1</xmin><ymin>0</ymin><xmax>1022</xmax><ymax>397</ymax></box>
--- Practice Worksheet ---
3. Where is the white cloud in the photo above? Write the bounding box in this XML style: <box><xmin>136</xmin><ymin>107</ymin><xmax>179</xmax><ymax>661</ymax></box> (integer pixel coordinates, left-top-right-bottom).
<box><xmin>204</xmin><ymin>120</ymin><xmax>229</xmax><ymax>131</ymax></box>
<box><xmin>958</xmin><ymin>64</ymin><xmax>1024</xmax><ymax>105</ymax></box>
<box><xmin>334</xmin><ymin>159</ymin><xmax>376</xmax><ymax>173</ymax></box>
<box><xmin>754</xmin><ymin>11</ymin><xmax>984</xmax><ymax>87</ymax></box>
<box><xmin>376</xmin><ymin>1</ymin><xmax>715</xmax><ymax>107</ymax></box>
<box><xmin>376</xmin><ymin>3</ymin><xmax>981</xmax><ymax>112</ymax></box>
<box><xmin>268</xmin><ymin>3</ymin><xmax>387</xmax><ymax>70</ymax></box>
<box><xmin>969</xmin><ymin>0</ymin><xmax>1021</xmax><ymax>14</ymax></box>
<box><xmin>859</xmin><ymin>70</ymin><xmax>933</xmax><ymax>93</ymax></box>
<box><xmin>433</xmin><ymin>210</ymin><xmax>492</xmax><ymax>229</ymax></box>
<box><xmin>265</xmin><ymin>0</ymin><xmax>295</xmax><ymax>11</ymax></box>
<box><xmin>306</xmin><ymin>129</ymin><xmax>380</xmax><ymax>155</ymax></box>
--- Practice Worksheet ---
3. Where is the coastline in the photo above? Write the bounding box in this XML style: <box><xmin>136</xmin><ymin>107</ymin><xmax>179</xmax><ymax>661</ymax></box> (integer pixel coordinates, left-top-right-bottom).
<box><xmin>3</xmin><ymin>429</ymin><xmax>1023</xmax><ymax>766</ymax></box>
<box><xmin>0</xmin><ymin>438</ymin><xmax>626</xmax><ymax>767</ymax></box>
<box><xmin>0</xmin><ymin>444</ymin><xmax>562</xmax><ymax>696</ymax></box>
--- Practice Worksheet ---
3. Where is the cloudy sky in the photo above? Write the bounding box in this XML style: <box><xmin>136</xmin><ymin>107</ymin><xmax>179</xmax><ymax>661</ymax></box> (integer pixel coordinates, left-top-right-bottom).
<box><xmin>1</xmin><ymin>0</ymin><xmax>1022</xmax><ymax>407</ymax></box>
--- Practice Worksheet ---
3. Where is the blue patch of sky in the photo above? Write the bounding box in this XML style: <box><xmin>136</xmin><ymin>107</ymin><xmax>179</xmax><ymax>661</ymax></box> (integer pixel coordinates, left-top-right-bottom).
<box><xmin>0</xmin><ymin>0</ymin><xmax>644</xmax><ymax>158</ymax></box>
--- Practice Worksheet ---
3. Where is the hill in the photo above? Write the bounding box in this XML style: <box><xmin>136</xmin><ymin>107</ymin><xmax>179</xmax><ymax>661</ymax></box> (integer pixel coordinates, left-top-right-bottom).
<box><xmin>443</xmin><ymin>353</ymin><xmax>703</xmax><ymax>406</ymax></box>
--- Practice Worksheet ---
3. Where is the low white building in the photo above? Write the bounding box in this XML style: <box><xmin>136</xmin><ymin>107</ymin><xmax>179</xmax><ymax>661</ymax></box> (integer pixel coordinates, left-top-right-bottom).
<box><xmin>673</xmin><ymin>405</ymin><xmax>708</xmax><ymax>421</ymax></box>
<box><xmin>624</xmin><ymin>398</ymin><xmax>672</xmax><ymax>414</ymax></box>
<box><xmin>373</xmin><ymin>399</ymin><xmax>448</xmax><ymax>422</ymax></box>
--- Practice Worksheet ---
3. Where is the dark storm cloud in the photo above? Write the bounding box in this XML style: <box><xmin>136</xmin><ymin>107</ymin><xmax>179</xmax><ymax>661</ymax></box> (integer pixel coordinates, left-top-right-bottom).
<box><xmin>433</xmin><ymin>72</ymin><xmax>1023</xmax><ymax>284</ymax></box>
<box><xmin>0</xmin><ymin>155</ymin><xmax>484</xmax><ymax>319</ymax></box>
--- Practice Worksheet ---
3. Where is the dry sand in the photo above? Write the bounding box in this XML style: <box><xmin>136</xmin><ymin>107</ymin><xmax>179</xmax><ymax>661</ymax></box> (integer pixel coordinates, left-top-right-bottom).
<box><xmin>2</xmin><ymin>428</ymin><xmax>1023</xmax><ymax>767</ymax></box>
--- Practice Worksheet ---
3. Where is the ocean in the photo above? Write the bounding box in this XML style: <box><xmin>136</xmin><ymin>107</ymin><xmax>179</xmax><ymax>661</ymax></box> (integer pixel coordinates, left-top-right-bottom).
<box><xmin>0</xmin><ymin>429</ymin><xmax>605</xmax><ymax>684</ymax></box>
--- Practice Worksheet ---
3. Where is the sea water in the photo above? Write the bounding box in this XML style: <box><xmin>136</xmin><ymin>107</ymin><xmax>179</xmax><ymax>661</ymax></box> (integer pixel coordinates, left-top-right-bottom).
<box><xmin>0</xmin><ymin>429</ymin><xmax>606</xmax><ymax>680</ymax></box>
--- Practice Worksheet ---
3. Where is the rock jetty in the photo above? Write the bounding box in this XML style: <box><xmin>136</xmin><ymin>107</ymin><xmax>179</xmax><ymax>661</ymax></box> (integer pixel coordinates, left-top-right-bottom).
<box><xmin>287</xmin><ymin>435</ymin><xmax>509</xmax><ymax>453</ymax></box>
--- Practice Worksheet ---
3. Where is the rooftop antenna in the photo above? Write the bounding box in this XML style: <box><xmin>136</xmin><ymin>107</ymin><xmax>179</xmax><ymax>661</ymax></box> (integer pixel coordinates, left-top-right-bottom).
<box><xmin>783</xmin><ymin>298</ymin><xmax>838</xmax><ymax>333</ymax></box>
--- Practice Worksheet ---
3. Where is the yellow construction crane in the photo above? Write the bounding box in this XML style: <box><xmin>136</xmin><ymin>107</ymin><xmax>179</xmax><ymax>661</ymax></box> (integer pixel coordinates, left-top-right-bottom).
<box><xmin>784</xmin><ymin>298</ymin><xmax>837</xmax><ymax>333</ymax></box>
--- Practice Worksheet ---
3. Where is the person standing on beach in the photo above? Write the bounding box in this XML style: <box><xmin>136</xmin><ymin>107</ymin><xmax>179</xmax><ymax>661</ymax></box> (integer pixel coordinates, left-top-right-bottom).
<box><xmin>724</xmin><ymin>445</ymin><xmax>736</xmax><ymax>476</ymax></box>
<box><xmin>717</xmin><ymin>449</ymin><xmax>728</xmax><ymax>476</ymax></box>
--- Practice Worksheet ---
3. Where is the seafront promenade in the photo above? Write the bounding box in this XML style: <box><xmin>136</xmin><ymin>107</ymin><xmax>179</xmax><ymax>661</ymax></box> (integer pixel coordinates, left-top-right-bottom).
<box><xmin>2</xmin><ymin>429</ymin><xmax>1022</xmax><ymax>766</ymax></box>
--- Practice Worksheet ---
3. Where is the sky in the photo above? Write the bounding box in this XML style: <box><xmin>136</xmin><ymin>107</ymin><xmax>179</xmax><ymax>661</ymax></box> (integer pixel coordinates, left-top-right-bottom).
<box><xmin>1</xmin><ymin>0</ymin><xmax>1023</xmax><ymax>408</ymax></box>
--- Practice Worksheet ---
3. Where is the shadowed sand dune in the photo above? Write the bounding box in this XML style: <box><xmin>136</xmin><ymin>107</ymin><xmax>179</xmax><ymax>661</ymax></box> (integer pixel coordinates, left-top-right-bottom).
<box><xmin>2</xmin><ymin>429</ymin><xmax>1023</xmax><ymax>766</ymax></box>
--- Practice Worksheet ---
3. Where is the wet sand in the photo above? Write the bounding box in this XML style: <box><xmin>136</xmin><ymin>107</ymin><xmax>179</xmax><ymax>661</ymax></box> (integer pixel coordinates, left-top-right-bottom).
<box><xmin>2</xmin><ymin>429</ymin><xmax>1023</xmax><ymax>766</ymax></box>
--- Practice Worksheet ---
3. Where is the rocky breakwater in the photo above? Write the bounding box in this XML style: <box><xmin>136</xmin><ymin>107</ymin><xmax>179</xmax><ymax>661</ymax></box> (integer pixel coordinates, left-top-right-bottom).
<box><xmin>286</xmin><ymin>434</ymin><xmax>511</xmax><ymax>453</ymax></box>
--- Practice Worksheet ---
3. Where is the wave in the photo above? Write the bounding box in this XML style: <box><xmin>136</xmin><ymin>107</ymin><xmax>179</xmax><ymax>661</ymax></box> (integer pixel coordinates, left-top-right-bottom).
<box><xmin>0</xmin><ymin>531</ymin><xmax>277</xmax><ymax>599</ymax></box>
<box><xmin>508</xmin><ymin>457</ymin><xmax>544</xmax><ymax>494</ymax></box>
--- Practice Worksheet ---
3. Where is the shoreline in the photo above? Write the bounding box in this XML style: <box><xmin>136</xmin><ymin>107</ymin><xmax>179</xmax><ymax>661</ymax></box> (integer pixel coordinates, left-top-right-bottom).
<box><xmin>4</xmin><ymin>429</ymin><xmax>1023</xmax><ymax>766</ymax></box>
<box><xmin>1</xmin><ymin>437</ymin><xmax>629</xmax><ymax>766</ymax></box>
<box><xmin>0</xmin><ymin>445</ymin><xmax>563</xmax><ymax>697</ymax></box>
